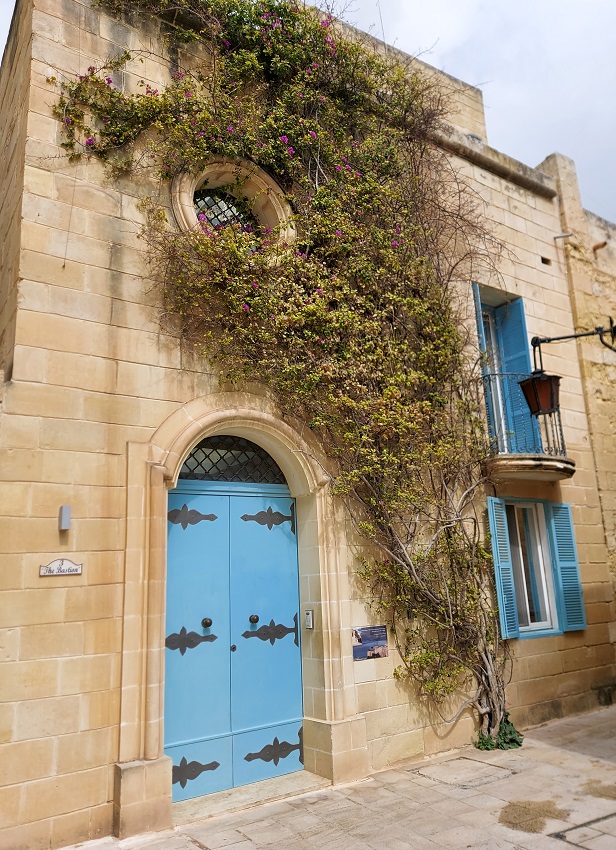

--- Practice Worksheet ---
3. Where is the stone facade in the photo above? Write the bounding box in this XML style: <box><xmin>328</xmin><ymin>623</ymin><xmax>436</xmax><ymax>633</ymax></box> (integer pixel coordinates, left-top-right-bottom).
<box><xmin>0</xmin><ymin>1</ymin><xmax>615</xmax><ymax>848</ymax></box>
<box><xmin>540</xmin><ymin>154</ymin><xmax>616</xmax><ymax>588</ymax></box>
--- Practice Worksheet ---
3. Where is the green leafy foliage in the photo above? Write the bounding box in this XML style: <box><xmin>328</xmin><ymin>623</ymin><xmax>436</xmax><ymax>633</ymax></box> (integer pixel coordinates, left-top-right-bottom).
<box><xmin>476</xmin><ymin>713</ymin><xmax>523</xmax><ymax>750</ymax></box>
<box><xmin>51</xmin><ymin>0</ymin><xmax>511</xmax><ymax>744</ymax></box>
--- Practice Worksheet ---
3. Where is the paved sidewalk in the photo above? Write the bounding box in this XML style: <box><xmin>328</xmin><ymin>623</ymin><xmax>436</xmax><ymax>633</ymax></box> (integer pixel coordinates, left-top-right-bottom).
<box><xmin>76</xmin><ymin>706</ymin><xmax>616</xmax><ymax>850</ymax></box>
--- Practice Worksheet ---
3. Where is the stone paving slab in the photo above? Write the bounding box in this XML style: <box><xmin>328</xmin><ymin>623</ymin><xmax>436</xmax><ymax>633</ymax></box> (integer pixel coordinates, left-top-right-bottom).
<box><xmin>68</xmin><ymin>706</ymin><xmax>616</xmax><ymax>850</ymax></box>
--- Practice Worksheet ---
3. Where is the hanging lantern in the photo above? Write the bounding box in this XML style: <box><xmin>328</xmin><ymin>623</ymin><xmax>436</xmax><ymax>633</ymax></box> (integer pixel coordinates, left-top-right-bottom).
<box><xmin>519</xmin><ymin>370</ymin><xmax>561</xmax><ymax>417</ymax></box>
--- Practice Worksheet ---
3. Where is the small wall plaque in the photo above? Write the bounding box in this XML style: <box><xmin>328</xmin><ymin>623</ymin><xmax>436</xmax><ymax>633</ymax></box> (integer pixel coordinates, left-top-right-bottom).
<box><xmin>40</xmin><ymin>558</ymin><xmax>82</xmax><ymax>577</ymax></box>
<box><xmin>352</xmin><ymin>625</ymin><xmax>389</xmax><ymax>661</ymax></box>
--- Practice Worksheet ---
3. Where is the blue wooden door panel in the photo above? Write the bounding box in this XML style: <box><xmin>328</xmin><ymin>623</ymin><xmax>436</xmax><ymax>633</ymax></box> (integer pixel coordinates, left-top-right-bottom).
<box><xmin>165</xmin><ymin>494</ymin><xmax>231</xmax><ymax>749</ymax></box>
<box><xmin>166</xmin><ymin>486</ymin><xmax>303</xmax><ymax>802</ymax></box>
<box><xmin>494</xmin><ymin>299</ymin><xmax>542</xmax><ymax>453</ymax></box>
<box><xmin>230</xmin><ymin>496</ymin><xmax>303</xmax><ymax>734</ymax></box>
<box><xmin>232</xmin><ymin>721</ymin><xmax>304</xmax><ymax>787</ymax></box>
<box><xmin>166</xmin><ymin>736</ymin><xmax>233</xmax><ymax>802</ymax></box>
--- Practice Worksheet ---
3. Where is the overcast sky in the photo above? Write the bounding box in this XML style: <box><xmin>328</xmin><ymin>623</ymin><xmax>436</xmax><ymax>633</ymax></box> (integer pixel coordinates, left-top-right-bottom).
<box><xmin>1</xmin><ymin>0</ymin><xmax>614</xmax><ymax>221</ymax></box>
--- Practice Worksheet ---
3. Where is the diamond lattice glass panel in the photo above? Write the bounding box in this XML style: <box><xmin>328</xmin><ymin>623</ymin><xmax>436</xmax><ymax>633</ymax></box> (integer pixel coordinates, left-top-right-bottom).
<box><xmin>193</xmin><ymin>189</ymin><xmax>256</xmax><ymax>232</ymax></box>
<box><xmin>179</xmin><ymin>435</ymin><xmax>286</xmax><ymax>484</ymax></box>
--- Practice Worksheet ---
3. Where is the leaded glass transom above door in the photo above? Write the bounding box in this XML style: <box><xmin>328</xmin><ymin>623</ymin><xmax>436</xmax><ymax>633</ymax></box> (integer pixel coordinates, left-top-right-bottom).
<box><xmin>179</xmin><ymin>435</ymin><xmax>286</xmax><ymax>485</ymax></box>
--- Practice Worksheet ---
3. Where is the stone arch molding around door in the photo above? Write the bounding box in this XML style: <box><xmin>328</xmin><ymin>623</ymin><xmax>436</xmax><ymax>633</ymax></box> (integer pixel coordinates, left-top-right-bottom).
<box><xmin>113</xmin><ymin>392</ymin><xmax>370</xmax><ymax>839</ymax></box>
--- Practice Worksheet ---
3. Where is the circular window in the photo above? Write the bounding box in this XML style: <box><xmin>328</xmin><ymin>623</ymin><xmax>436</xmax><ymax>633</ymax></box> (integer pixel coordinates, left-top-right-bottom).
<box><xmin>172</xmin><ymin>157</ymin><xmax>295</xmax><ymax>244</ymax></box>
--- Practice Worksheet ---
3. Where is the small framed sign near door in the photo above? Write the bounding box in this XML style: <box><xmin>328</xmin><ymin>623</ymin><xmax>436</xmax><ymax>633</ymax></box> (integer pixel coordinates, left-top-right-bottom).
<box><xmin>352</xmin><ymin>625</ymin><xmax>388</xmax><ymax>661</ymax></box>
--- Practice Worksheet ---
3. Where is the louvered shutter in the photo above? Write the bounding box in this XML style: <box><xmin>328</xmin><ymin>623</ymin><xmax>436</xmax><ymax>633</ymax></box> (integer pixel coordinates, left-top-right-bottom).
<box><xmin>494</xmin><ymin>299</ymin><xmax>541</xmax><ymax>453</ymax></box>
<box><xmin>487</xmin><ymin>497</ymin><xmax>520</xmax><ymax>639</ymax></box>
<box><xmin>545</xmin><ymin>503</ymin><xmax>586</xmax><ymax>632</ymax></box>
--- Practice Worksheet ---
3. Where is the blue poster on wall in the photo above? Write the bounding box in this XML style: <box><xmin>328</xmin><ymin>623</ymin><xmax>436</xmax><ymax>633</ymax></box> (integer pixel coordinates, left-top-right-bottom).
<box><xmin>352</xmin><ymin>625</ymin><xmax>388</xmax><ymax>661</ymax></box>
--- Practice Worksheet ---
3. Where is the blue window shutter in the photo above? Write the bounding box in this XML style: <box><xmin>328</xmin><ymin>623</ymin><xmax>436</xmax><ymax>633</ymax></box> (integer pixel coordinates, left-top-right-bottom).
<box><xmin>545</xmin><ymin>503</ymin><xmax>586</xmax><ymax>632</ymax></box>
<box><xmin>494</xmin><ymin>299</ymin><xmax>541</xmax><ymax>453</ymax></box>
<box><xmin>487</xmin><ymin>497</ymin><xmax>520</xmax><ymax>639</ymax></box>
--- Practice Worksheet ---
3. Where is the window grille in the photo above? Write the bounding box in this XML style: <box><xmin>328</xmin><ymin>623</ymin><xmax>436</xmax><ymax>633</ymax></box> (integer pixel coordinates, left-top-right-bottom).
<box><xmin>193</xmin><ymin>189</ymin><xmax>256</xmax><ymax>233</ymax></box>
<box><xmin>179</xmin><ymin>435</ymin><xmax>286</xmax><ymax>484</ymax></box>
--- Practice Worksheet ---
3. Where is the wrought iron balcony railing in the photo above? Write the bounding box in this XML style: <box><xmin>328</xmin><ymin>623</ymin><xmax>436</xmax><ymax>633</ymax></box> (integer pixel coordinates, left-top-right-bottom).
<box><xmin>482</xmin><ymin>371</ymin><xmax>567</xmax><ymax>458</ymax></box>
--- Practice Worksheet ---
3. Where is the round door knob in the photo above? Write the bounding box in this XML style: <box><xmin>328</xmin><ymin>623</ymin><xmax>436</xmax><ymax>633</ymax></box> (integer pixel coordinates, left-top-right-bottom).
<box><xmin>249</xmin><ymin>614</ymin><xmax>259</xmax><ymax>624</ymax></box>
<box><xmin>201</xmin><ymin>618</ymin><xmax>213</xmax><ymax>629</ymax></box>
<box><xmin>230</xmin><ymin>645</ymin><xmax>237</xmax><ymax>652</ymax></box>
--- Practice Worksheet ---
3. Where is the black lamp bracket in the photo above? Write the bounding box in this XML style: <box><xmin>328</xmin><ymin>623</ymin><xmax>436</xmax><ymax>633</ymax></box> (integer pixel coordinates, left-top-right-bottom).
<box><xmin>531</xmin><ymin>317</ymin><xmax>616</xmax><ymax>372</ymax></box>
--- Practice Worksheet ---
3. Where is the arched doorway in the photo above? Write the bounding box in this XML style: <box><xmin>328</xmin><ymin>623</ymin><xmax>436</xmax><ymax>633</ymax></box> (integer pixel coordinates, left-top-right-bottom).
<box><xmin>164</xmin><ymin>435</ymin><xmax>304</xmax><ymax>802</ymax></box>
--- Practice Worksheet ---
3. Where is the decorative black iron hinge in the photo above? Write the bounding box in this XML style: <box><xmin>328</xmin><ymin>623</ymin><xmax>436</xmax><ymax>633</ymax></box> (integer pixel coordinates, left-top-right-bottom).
<box><xmin>168</xmin><ymin>504</ymin><xmax>217</xmax><ymax>530</ymax></box>
<box><xmin>244</xmin><ymin>727</ymin><xmax>303</xmax><ymax>766</ymax></box>
<box><xmin>172</xmin><ymin>756</ymin><xmax>220</xmax><ymax>788</ymax></box>
<box><xmin>240</xmin><ymin>504</ymin><xmax>295</xmax><ymax>534</ymax></box>
<box><xmin>242</xmin><ymin>613</ymin><xmax>299</xmax><ymax>646</ymax></box>
<box><xmin>165</xmin><ymin>626</ymin><xmax>218</xmax><ymax>655</ymax></box>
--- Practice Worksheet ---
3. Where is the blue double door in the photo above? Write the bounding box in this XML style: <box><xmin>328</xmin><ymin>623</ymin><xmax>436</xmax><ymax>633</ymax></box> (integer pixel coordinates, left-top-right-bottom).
<box><xmin>164</xmin><ymin>483</ymin><xmax>304</xmax><ymax>802</ymax></box>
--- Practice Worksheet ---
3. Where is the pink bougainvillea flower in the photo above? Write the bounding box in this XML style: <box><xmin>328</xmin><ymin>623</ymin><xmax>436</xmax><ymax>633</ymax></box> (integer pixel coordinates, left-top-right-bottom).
<box><xmin>279</xmin><ymin>135</ymin><xmax>289</xmax><ymax>144</ymax></box>
<box><xmin>309</xmin><ymin>130</ymin><xmax>316</xmax><ymax>139</ymax></box>
<box><xmin>84</xmin><ymin>137</ymin><xmax>96</xmax><ymax>147</ymax></box>
<box><xmin>335</xmin><ymin>230</ymin><xmax>342</xmax><ymax>237</ymax></box>
<box><xmin>242</xmin><ymin>304</ymin><xmax>250</xmax><ymax>311</ymax></box>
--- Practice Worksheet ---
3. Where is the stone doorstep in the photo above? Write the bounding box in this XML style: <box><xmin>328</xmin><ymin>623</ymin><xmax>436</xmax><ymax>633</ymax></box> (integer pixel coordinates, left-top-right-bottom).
<box><xmin>170</xmin><ymin>744</ymin><xmax>496</xmax><ymax>834</ymax></box>
<box><xmin>172</xmin><ymin>769</ymin><xmax>332</xmax><ymax>827</ymax></box>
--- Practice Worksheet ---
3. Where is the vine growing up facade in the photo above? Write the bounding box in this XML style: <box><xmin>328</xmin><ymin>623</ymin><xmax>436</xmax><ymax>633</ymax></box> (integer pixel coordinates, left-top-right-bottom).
<box><xmin>51</xmin><ymin>0</ymin><xmax>518</xmax><ymax>745</ymax></box>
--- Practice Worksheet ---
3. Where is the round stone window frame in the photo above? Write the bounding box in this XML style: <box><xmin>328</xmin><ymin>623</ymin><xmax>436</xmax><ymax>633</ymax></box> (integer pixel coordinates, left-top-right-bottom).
<box><xmin>171</xmin><ymin>156</ymin><xmax>295</xmax><ymax>243</ymax></box>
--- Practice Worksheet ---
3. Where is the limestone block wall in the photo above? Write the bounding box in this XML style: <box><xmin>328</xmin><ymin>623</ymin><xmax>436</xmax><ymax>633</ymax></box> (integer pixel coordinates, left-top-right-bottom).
<box><xmin>0</xmin><ymin>2</ymin><xmax>213</xmax><ymax>847</ymax></box>
<box><xmin>461</xmin><ymin>150</ymin><xmax>616</xmax><ymax>729</ymax></box>
<box><xmin>580</xmin><ymin>210</ymin><xmax>616</xmax><ymax>578</ymax></box>
<box><xmin>353</xmin><ymin>27</ymin><xmax>488</xmax><ymax>142</ymax></box>
<box><xmin>540</xmin><ymin>154</ymin><xmax>616</xmax><ymax>600</ymax></box>
<box><xmin>349</xmin><ymin>142</ymin><xmax>616</xmax><ymax>756</ymax></box>
<box><xmin>0</xmin><ymin>0</ymin><xmax>32</xmax><ymax>379</ymax></box>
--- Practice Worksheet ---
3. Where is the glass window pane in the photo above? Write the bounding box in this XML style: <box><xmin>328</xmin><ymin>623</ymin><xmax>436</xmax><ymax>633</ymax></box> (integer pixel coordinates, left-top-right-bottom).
<box><xmin>193</xmin><ymin>189</ymin><xmax>256</xmax><ymax>234</ymax></box>
<box><xmin>179</xmin><ymin>435</ymin><xmax>286</xmax><ymax>484</ymax></box>
<box><xmin>482</xmin><ymin>310</ymin><xmax>508</xmax><ymax>452</ymax></box>
<box><xmin>506</xmin><ymin>504</ymin><xmax>530</xmax><ymax>627</ymax></box>
<box><xmin>505</xmin><ymin>502</ymin><xmax>554</xmax><ymax>632</ymax></box>
<box><xmin>520</xmin><ymin>507</ymin><xmax>549</xmax><ymax>625</ymax></box>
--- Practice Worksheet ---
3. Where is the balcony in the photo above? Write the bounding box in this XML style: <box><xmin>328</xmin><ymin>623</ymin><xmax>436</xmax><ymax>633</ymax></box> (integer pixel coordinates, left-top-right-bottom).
<box><xmin>483</xmin><ymin>372</ymin><xmax>576</xmax><ymax>481</ymax></box>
